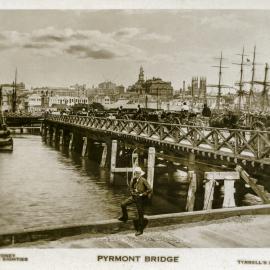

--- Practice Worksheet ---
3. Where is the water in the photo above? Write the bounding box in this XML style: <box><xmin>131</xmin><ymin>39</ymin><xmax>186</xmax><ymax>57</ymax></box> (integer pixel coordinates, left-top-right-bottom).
<box><xmin>0</xmin><ymin>135</ymin><xmax>182</xmax><ymax>234</ymax></box>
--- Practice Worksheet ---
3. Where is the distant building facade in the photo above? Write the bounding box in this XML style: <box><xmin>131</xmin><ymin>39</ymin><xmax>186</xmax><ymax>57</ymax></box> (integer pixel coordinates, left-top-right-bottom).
<box><xmin>127</xmin><ymin>66</ymin><xmax>173</xmax><ymax>99</ymax></box>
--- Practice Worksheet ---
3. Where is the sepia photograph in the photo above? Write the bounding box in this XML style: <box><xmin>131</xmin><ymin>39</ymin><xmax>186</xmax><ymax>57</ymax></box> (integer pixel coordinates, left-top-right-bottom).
<box><xmin>1</xmin><ymin>1</ymin><xmax>270</xmax><ymax>268</ymax></box>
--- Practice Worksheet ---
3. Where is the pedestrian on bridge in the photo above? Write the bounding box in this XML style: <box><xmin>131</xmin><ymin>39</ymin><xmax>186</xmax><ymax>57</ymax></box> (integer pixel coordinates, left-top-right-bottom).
<box><xmin>118</xmin><ymin>166</ymin><xmax>152</xmax><ymax>236</ymax></box>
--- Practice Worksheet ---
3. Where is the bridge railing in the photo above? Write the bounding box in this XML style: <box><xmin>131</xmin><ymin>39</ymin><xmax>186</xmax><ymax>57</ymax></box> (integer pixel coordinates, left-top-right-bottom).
<box><xmin>46</xmin><ymin>115</ymin><xmax>270</xmax><ymax>163</ymax></box>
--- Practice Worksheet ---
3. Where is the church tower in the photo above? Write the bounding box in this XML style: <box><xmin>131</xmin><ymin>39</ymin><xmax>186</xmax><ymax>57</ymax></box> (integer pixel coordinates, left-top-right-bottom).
<box><xmin>138</xmin><ymin>66</ymin><xmax>144</xmax><ymax>84</ymax></box>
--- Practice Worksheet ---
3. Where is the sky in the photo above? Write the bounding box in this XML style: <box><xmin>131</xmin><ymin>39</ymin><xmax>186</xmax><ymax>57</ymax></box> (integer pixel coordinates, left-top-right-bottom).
<box><xmin>0</xmin><ymin>10</ymin><xmax>270</xmax><ymax>92</ymax></box>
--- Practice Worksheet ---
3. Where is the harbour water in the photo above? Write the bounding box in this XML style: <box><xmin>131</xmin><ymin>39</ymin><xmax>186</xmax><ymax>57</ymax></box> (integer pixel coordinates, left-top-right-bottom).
<box><xmin>0</xmin><ymin>135</ymin><xmax>183</xmax><ymax>234</ymax></box>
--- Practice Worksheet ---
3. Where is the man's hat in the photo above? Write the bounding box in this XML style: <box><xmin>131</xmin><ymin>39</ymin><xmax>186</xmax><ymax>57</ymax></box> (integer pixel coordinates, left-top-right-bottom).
<box><xmin>133</xmin><ymin>166</ymin><xmax>145</xmax><ymax>176</ymax></box>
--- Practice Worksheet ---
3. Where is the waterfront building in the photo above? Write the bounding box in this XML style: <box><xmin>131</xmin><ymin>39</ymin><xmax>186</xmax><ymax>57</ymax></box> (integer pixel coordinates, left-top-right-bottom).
<box><xmin>27</xmin><ymin>93</ymin><xmax>42</xmax><ymax>113</ymax></box>
<box><xmin>32</xmin><ymin>86</ymin><xmax>79</xmax><ymax>97</ymax></box>
<box><xmin>87</xmin><ymin>81</ymin><xmax>125</xmax><ymax>97</ymax></box>
<box><xmin>92</xmin><ymin>95</ymin><xmax>111</xmax><ymax>106</ymax></box>
<box><xmin>127</xmin><ymin>66</ymin><xmax>173</xmax><ymax>99</ymax></box>
<box><xmin>49</xmin><ymin>95</ymin><xmax>88</xmax><ymax>108</ymax></box>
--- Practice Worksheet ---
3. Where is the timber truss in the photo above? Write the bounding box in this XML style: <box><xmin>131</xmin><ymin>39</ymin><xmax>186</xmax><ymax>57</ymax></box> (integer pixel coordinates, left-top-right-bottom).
<box><xmin>46</xmin><ymin>115</ymin><xmax>270</xmax><ymax>165</ymax></box>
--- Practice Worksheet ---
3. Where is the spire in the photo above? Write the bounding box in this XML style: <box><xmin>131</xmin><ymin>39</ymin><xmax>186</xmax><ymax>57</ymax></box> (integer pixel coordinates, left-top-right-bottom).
<box><xmin>138</xmin><ymin>66</ymin><xmax>144</xmax><ymax>83</ymax></box>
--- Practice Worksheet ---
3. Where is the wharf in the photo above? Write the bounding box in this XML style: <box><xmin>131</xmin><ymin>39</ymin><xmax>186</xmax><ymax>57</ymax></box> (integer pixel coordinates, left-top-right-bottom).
<box><xmin>10</xmin><ymin>215</ymin><xmax>270</xmax><ymax>248</ymax></box>
<box><xmin>2</xmin><ymin>204</ymin><xmax>270</xmax><ymax>248</ymax></box>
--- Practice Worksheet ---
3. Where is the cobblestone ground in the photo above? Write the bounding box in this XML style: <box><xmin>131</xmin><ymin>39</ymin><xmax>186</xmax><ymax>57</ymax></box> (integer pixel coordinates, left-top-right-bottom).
<box><xmin>10</xmin><ymin>215</ymin><xmax>270</xmax><ymax>248</ymax></box>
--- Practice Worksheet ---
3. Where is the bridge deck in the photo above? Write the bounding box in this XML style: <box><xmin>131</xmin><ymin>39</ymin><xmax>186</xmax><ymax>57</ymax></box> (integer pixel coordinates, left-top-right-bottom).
<box><xmin>45</xmin><ymin>115</ymin><xmax>270</xmax><ymax>165</ymax></box>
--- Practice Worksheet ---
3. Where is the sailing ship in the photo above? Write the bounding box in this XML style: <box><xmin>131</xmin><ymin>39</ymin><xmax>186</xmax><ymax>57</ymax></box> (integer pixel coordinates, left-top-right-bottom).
<box><xmin>0</xmin><ymin>86</ymin><xmax>13</xmax><ymax>151</ymax></box>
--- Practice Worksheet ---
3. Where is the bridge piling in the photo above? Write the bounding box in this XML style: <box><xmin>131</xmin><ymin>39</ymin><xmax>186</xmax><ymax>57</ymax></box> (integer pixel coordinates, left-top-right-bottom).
<box><xmin>81</xmin><ymin>137</ymin><xmax>88</xmax><ymax>157</ymax></box>
<box><xmin>147</xmin><ymin>147</ymin><xmax>156</xmax><ymax>190</ymax></box>
<box><xmin>110</xmin><ymin>140</ymin><xmax>117</xmax><ymax>184</ymax></box>
<box><xmin>69</xmin><ymin>133</ymin><xmax>74</xmax><ymax>151</ymax></box>
<box><xmin>59</xmin><ymin>129</ymin><xmax>64</xmax><ymax>145</ymax></box>
<box><xmin>186</xmin><ymin>171</ymin><xmax>197</xmax><ymax>212</ymax></box>
<box><xmin>100</xmin><ymin>143</ymin><xmax>108</xmax><ymax>168</ymax></box>
<box><xmin>222</xmin><ymin>180</ymin><xmax>236</xmax><ymax>208</ymax></box>
<box><xmin>52</xmin><ymin>127</ymin><xmax>56</xmax><ymax>144</ymax></box>
<box><xmin>203</xmin><ymin>176</ymin><xmax>215</xmax><ymax>210</ymax></box>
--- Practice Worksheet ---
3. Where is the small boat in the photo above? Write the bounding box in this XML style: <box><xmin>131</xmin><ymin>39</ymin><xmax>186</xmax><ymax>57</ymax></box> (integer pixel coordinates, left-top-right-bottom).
<box><xmin>0</xmin><ymin>115</ymin><xmax>13</xmax><ymax>151</ymax></box>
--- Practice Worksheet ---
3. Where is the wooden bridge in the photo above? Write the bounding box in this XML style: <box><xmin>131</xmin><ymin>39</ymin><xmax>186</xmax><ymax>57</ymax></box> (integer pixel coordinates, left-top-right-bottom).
<box><xmin>44</xmin><ymin>115</ymin><xmax>270</xmax><ymax>166</ymax></box>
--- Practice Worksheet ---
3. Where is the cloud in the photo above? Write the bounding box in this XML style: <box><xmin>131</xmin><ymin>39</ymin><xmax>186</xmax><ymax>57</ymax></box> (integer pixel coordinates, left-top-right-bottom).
<box><xmin>65</xmin><ymin>45</ymin><xmax>116</xmax><ymax>59</ymax></box>
<box><xmin>0</xmin><ymin>27</ymin><xmax>172</xmax><ymax>61</ymax></box>
<box><xmin>139</xmin><ymin>32</ymin><xmax>172</xmax><ymax>43</ymax></box>
<box><xmin>113</xmin><ymin>27</ymin><xmax>141</xmax><ymax>39</ymax></box>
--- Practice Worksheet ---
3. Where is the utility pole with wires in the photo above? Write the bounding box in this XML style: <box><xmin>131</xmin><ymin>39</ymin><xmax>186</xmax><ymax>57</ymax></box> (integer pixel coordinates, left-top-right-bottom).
<box><xmin>233</xmin><ymin>47</ymin><xmax>249</xmax><ymax>112</ymax></box>
<box><xmin>254</xmin><ymin>63</ymin><xmax>270</xmax><ymax>112</ymax></box>
<box><xmin>207</xmin><ymin>51</ymin><xmax>229</xmax><ymax>112</ymax></box>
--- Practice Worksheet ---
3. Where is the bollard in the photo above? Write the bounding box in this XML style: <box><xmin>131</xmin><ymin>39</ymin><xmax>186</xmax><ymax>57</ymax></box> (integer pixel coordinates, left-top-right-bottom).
<box><xmin>110</xmin><ymin>140</ymin><xmax>117</xmax><ymax>184</ymax></box>
<box><xmin>82</xmin><ymin>137</ymin><xmax>88</xmax><ymax>157</ymax></box>
<box><xmin>100</xmin><ymin>143</ymin><xmax>108</xmax><ymax>167</ymax></box>
<box><xmin>147</xmin><ymin>147</ymin><xmax>155</xmax><ymax>190</ymax></box>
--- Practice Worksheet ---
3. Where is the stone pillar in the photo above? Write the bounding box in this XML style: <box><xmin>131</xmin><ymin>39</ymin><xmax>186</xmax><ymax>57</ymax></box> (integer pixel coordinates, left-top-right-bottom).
<box><xmin>69</xmin><ymin>132</ymin><xmax>74</xmax><ymax>151</ymax></box>
<box><xmin>147</xmin><ymin>147</ymin><xmax>155</xmax><ymax>190</ymax></box>
<box><xmin>100</xmin><ymin>143</ymin><xmax>108</xmax><ymax>167</ymax></box>
<box><xmin>222</xmin><ymin>180</ymin><xmax>236</xmax><ymax>208</ymax></box>
<box><xmin>81</xmin><ymin>137</ymin><xmax>88</xmax><ymax>157</ymax></box>
<box><xmin>110</xmin><ymin>140</ymin><xmax>117</xmax><ymax>184</ymax></box>
<box><xmin>186</xmin><ymin>171</ymin><xmax>197</xmax><ymax>212</ymax></box>
<box><xmin>203</xmin><ymin>177</ymin><xmax>215</xmax><ymax>210</ymax></box>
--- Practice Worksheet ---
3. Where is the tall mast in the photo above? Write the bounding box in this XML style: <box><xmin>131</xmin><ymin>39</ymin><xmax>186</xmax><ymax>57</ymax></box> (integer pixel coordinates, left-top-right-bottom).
<box><xmin>254</xmin><ymin>62</ymin><xmax>270</xmax><ymax>112</ymax></box>
<box><xmin>208</xmin><ymin>51</ymin><xmax>229</xmax><ymax>111</ymax></box>
<box><xmin>12</xmin><ymin>68</ymin><xmax>17</xmax><ymax>112</ymax></box>
<box><xmin>248</xmin><ymin>46</ymin><xmax>256</xmax><ymax>113</ymax></box>
<box><xmin>217</xmin><ymin>52</ymin><xmax>223</xmax><ymax>111</ymax></box>
<box><xmin>234</xmin><ymin>47</ymin><xmax>248</xmax><ymax>112</ymax></box>
<box><xmin>0</xmin><ymin>85</ymin><xmax>2</xmax><ymax>113</ymax></box>
<box><xmin>261</xmin><ymin>63</ymin><xmax>269</xmax><ymax>112</ymax></box>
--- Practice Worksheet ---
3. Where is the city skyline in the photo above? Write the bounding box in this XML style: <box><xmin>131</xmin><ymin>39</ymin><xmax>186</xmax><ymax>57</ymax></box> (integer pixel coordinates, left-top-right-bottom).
<box><xmin>0</xmin><ymin>10</ymin><xmax>270</xmax><ymax>93</ymax></box>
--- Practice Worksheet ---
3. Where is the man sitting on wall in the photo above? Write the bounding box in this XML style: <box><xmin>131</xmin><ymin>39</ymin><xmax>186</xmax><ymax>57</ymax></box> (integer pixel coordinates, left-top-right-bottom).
<box><xmin>118</xmin><ymin>166</ymin><xmax>152</xmax><ymax>236</ymax></box>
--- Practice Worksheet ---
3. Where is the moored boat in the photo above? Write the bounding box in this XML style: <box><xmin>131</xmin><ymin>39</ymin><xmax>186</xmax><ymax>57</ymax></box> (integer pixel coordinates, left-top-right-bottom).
<box><xmin>0</xmin><ymin>117</ymin><xmax>13</xmax><ymax>151</ymax></box>
<box><xmin>0</xmin><ymin>81</ymin><xmax>13</xmax><ymax>150</ymax></box>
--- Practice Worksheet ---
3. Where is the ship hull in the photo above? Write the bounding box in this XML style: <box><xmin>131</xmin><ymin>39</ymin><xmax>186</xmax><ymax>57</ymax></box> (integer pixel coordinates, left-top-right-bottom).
<box><xmin>0</xmin><ymin>136</ymin><xmax>13</xmax><ymax>151</ymax></box>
